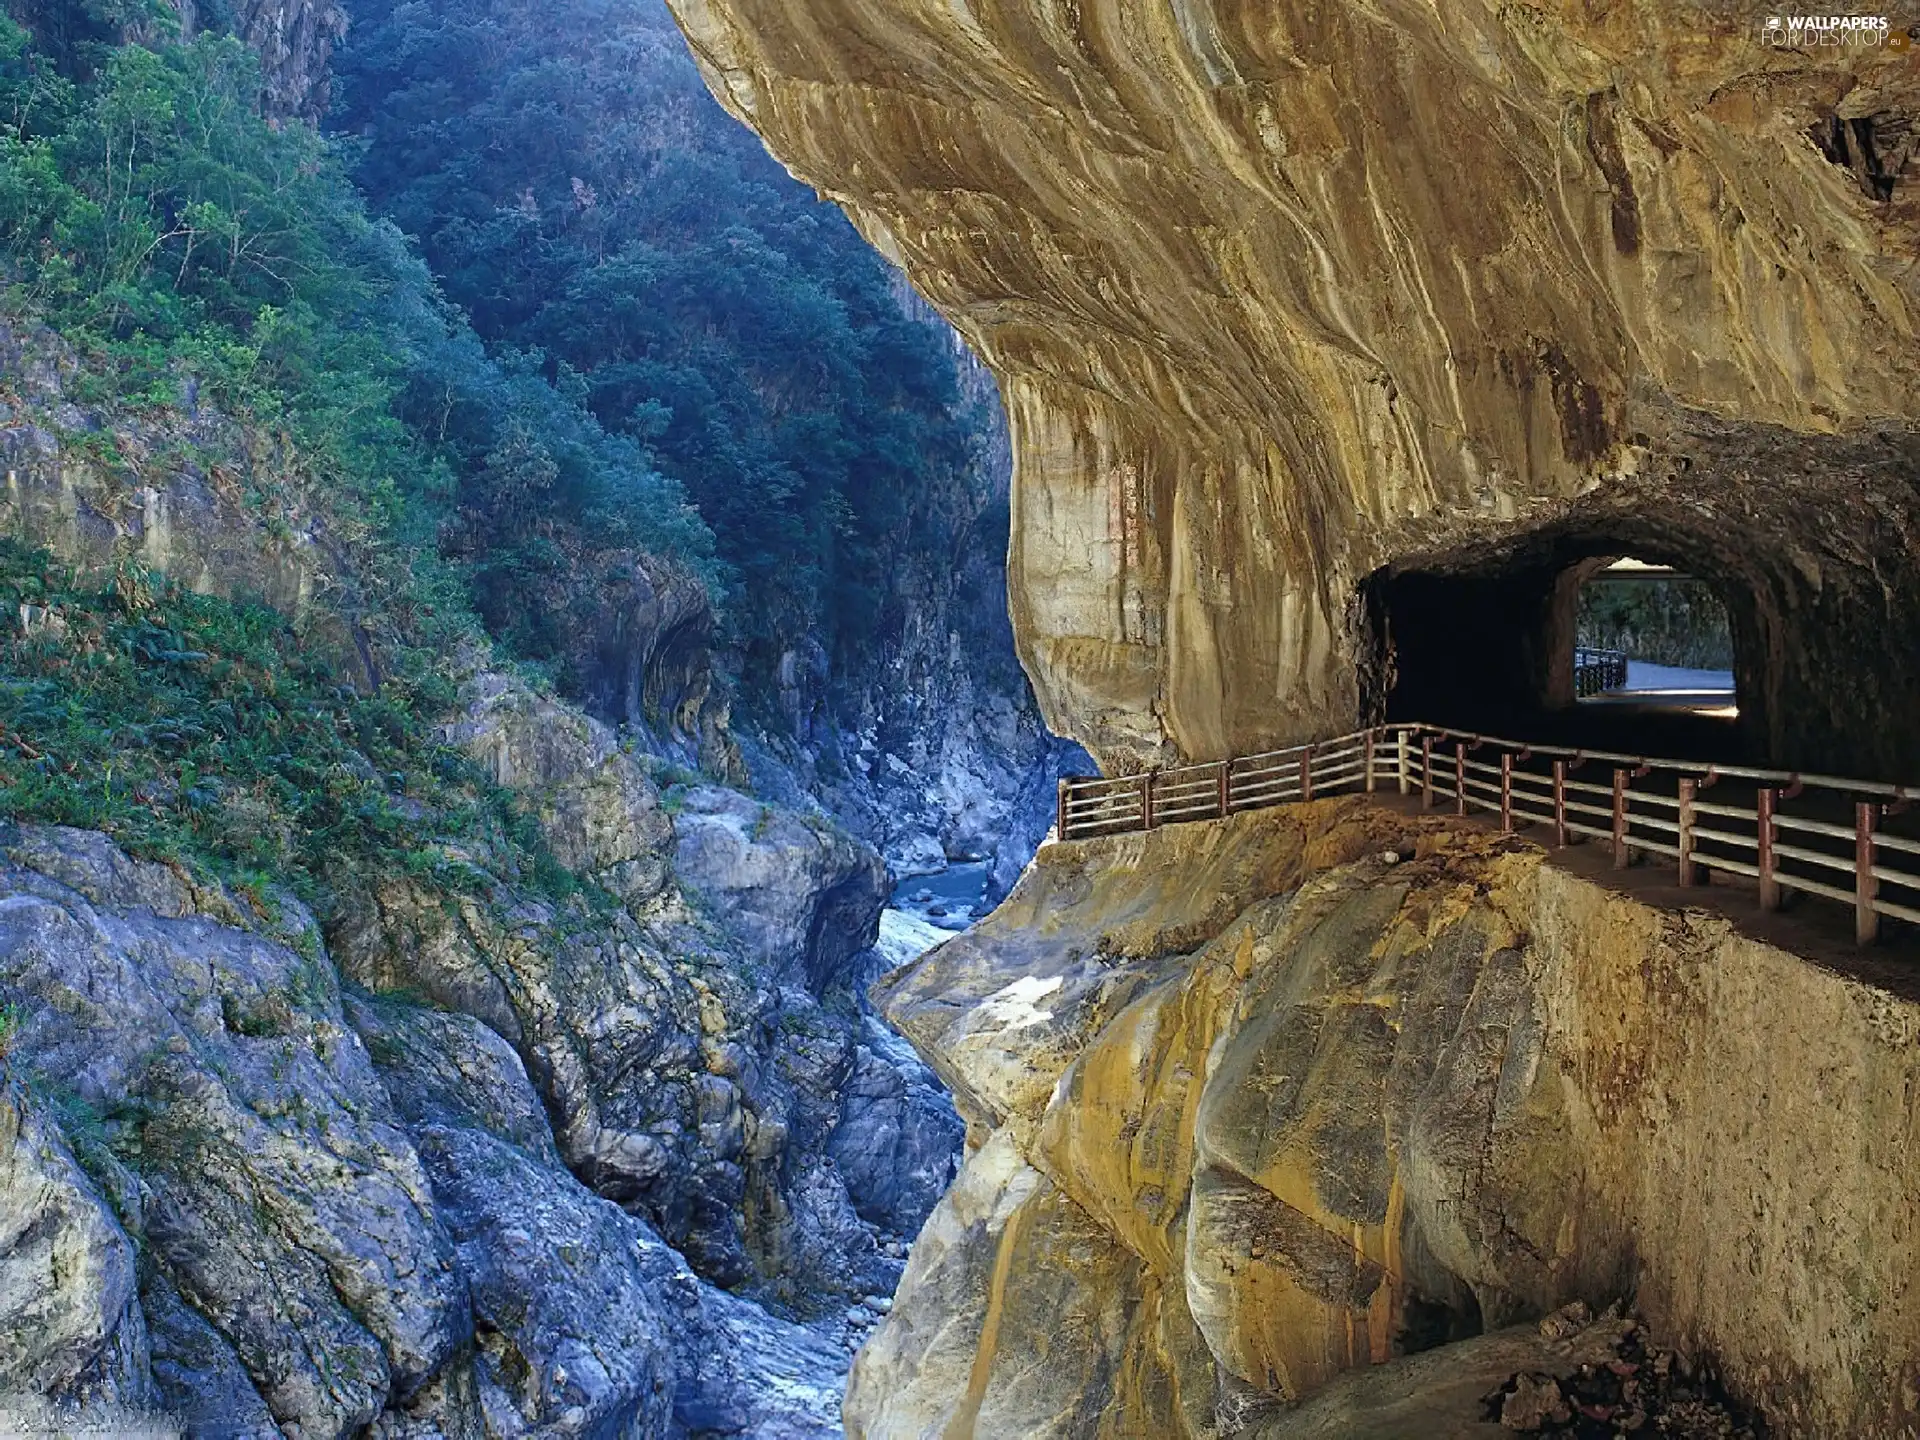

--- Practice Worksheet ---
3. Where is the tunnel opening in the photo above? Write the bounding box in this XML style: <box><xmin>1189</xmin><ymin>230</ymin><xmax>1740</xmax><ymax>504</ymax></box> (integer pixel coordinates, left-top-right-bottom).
<box><xmin>1362</xmin><ymin>533</ymin><xmax>1757</xmax><ymax>766</ymax></box>
<box><xmin>1572</xmin><ymin>558</ymin><xmax>1737</xmax><ymax>718</ymax></box>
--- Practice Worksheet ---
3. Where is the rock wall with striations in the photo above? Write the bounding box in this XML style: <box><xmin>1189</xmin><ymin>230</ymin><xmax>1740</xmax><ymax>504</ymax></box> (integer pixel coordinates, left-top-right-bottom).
<box><xmin>666</xmin><ymin>0</ymin><xmax>1920</xmax><ymax>777</ymax></box>
<box><xmin>853</xmin><ymin>803</ymin><xmax>1920</xmax><ymax>1439</ymax></box>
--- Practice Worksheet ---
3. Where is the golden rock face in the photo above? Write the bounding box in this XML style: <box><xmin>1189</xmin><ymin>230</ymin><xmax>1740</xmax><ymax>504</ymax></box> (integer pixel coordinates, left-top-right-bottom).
<box><xmin>667</xmin><ymin>0</ymin><xmax>1920</xmax><ymax>774</ymax></box>
<box><xmin>853</xmin><ymin>806</ymin><xmax>1920</xmax><ymax>1438</ymax></box>
<box><xmin>659</xmin><ymin>5</ymin><xmax>1920</xmax><ymax>1430</ymax></box>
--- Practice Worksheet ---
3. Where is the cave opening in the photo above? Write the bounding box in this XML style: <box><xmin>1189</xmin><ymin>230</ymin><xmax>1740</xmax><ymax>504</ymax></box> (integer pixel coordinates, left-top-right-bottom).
<box><xmin>1363</xmin><ymin>534</ymin><xmax>1755</xmax><ymax>765</ymax></box>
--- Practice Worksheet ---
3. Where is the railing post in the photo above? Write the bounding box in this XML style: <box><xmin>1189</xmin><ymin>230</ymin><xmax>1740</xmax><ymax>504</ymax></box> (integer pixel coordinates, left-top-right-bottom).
<box><xmin>1301</xmin><ymin>744</ymin><xmax>1314</xmax><ymax>802</ymax></box>
<box><xmin>1757</xmin><ymin>787</ymin><xmax>1779</xmax><ymax>912</ymax></box>
<box><xmin>1499</xmin><ymin>752</ymin><xmax>1513</xmax><ymax>832</ymax></box>
<box><xmin>1056</xmin><ymin>778</ymin><xmax>1069</xmax><ymax>841</ymax></box>
<box><xmin>1454</xmin><ymin>743</ymin><xmax>1467</xmax><ymax>817</ymax></box>
<box><xmin>1397</xmin><ymin>730</ymin><xmax>1410</xmax><ymax>796</ymax></box>
<box><xmin>1552</xmin><ymin>760</ymin><xmax>1568</xmax><ymax>848</ymax></box>
<box><xmin>1677</xmin><ymin>778</ymin><xmax>1697</xmax><ymax>887</ymax></box>
<box><xmin>1611</xmin><ymin>768</ymin><xmax>1629</xmax><ymax>869</ymax></box>
<box><xmin>1421</xmin><ymin>736</ymin><xmax>1434</xmax><ymax>810</ymax></box>
<box><xmin>1364</xmin><ymin>731</ymin><xmax>1376</xmax><ymax>794</ymax></box>
<box><xmin>1218</xmin><ymin>758</ymin><xmax>1231</xmax><ymax>819</ymax></box>
<box><xmin>1857</xmin><ymin>802</ymin><xmax>1880</xmax><ymax>945</ymax></box>
<box><xmin>1141</xmin><ymin>769</ymin><xmax>1156</xmax><ymax>830</ymax></box>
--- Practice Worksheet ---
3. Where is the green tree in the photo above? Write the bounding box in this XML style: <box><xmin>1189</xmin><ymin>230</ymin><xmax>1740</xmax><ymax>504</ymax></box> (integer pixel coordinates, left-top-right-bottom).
<box><xmin>334</xmin><ymin>0</ymin><xmax>989</xmax><ymax>709</ymax></box>
<box><xmin>0</xmin><ymin>5</ymin><xmax>715</xmax><ymax>693</ymax></box>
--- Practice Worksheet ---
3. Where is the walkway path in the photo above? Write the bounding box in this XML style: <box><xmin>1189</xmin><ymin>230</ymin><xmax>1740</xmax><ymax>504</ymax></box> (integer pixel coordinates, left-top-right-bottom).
<box><xmin>1374</xmin><ymin>789</ymin><xmax>1920</xmax><ymax>996</ymax></box>
<box><xmin>1058</xmin><ymin>724</ymin><xmax>1920</xmax><ymax>947</ymax></box>
<box><xmin>1617</xmin><ymin>660</ymin><xmax>1734</xmax><ymax>694</ymax></box>
<box><xmin>1583</xmin><ymin>661</ymin><xmax>1736</xmax><ymax>716</ymax></box>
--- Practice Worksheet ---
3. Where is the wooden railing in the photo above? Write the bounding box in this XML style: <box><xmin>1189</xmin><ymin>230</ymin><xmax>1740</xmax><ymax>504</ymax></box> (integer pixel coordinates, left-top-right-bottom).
<box><xmin>1056</xmin><ymin>729</ymin><xmax>1388</xmax><ymax>841</ymax></box>
<box><xmin>1573</xmin><ymin>646</ymin><xmax>1629</xmax><ymax>697</ymax></box>
<box><xmin>1056</xmin><ymin>723</ymin><xmax>1920</xmax><ymax>946</ymax></box>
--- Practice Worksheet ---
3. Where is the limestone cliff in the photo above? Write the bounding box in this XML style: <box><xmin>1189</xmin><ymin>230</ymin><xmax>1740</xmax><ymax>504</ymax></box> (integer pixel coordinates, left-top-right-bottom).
<box><xmin>667</xmin><ymin>0</ymin><xmax>1920</xmax><ymax>777</ymax></box>
<box><xmin>853</xmin><ymin>804</ymin><xmax>1920</xmax><ymax>1438</ymax></box>
<box><xmin>171</xmin><ymin>0</ymin><xmax>348</xmax><ymax>119</ymax></box>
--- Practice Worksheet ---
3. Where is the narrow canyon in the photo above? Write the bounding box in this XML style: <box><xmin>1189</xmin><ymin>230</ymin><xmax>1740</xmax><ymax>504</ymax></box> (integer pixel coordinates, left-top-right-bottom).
<box><xmin>0</xmin><ymin>1</ymin><xmax>1917</xmax><ymax>1438</ymax></box>
<box><xmin>661</xmin><ymin>2</ymin><xmax>1920</xmax><ymax>1436</ymax></box>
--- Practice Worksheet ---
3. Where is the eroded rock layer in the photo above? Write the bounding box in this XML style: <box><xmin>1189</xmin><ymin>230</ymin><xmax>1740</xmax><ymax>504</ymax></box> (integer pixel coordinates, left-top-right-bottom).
<box><xmin>853</xmin><ymin>804</ymin><xmax>1920</xmax><ymax>1438</ymax></box>
<box><xmin>667</xmin><ymin>0</ymin><xmax>1920</xmax><ymax>776</ymax></box>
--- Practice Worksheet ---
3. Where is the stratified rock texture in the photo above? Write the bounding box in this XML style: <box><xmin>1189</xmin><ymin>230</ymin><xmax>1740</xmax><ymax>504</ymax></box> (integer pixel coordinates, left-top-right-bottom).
<box><xmin>0</xmin><ymin>811</ymin><xmax>928</xmax><ymax>1436</ymax></box>
<box><xmin>667</xmin><ymin>1</ymin><xmax>1920</xmax><ymax>777</ymax></box>
<box><xmin>850</xmin><ymin>804</ymin><xmax>1920</xmax><ymax>1439</ymax></box>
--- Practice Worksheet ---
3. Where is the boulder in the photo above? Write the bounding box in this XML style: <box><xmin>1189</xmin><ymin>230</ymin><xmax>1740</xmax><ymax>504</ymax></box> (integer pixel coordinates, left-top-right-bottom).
<box><xmin>829</xmin><ymin>1018</ymin><xmax>965</xmax><ymax>1237</ymax></box>
<box><xmin>0</xmin><ymin>1084</ymin><xmax>150</xmax><ymax>1411</ymax></box>
<box><xmin>444</xmin><ymin>672</ymin><xmax>674</xmax><ymax>911</ymax></box>
<box><xmin>348</xmin><ymin>992</ymin><xmax>847</xmax><ymax>1439</ymax></box>
<box><xmin>349</xmin><ymin>997</ymin><xmax>677</xmax><ymax>1436</ymax></box>
<box><xmin>671</xmin><ymin>784</ymin><xmax>888</xmax><ymax>996</ymax></box>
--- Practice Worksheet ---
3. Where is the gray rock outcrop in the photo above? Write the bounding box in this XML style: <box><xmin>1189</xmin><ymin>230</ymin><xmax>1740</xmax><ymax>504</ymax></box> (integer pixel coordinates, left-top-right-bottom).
<box><xmin>0</xmin><ymin>804</ymin><xmax>953</xmax><ymax>1436</ymax></box>
<box><xmin>0</xmin><ymin>1082</ymin><xmax>150</xmax><ymax>1412</ymax></box>
<box><xmin>0</xmin><ymin>634</ymin><xmax>970</xmax><ymax>1435</ymax></box>
<box><xmin>670</xmin><ymin>783</ymin><xmax>888</xmax><ymax>997</ymax></box>
<box><xmin>0</xmin><ymin>830</ymin><xmax>467</xmax><ymax>1434</ymax></box>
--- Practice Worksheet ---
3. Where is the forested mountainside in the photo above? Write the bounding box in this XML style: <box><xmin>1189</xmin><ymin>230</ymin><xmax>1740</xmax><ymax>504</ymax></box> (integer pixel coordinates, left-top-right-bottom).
<box><xmin>0</xmin><ymin>0</ymin><xmax>1075</xmax><ymax>872</ymax></box>
<box><xmin>329</xmin><ymin>0</ymin><xmax>1084</xmax><ymax>875</ymax></box>
<box><xmin>0</xmin><ymin>1</ymin><xmax>1056</xmax><ymax>1433</ymax></box>
<box><xmin>334</xmin><ymin>0</ymin><xmax>984</xmax><ymax>704</ymax></box>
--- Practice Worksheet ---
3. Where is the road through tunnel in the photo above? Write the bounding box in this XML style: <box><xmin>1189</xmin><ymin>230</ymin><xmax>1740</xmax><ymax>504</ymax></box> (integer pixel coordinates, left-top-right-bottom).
<box><xmin>1364</xmin><ymin>538</ymin><xmax>1755</xmax><ymax>764</ymax></box>
<box><xmin>1359</xmin><ymin>428</ymin><xmax>1920</xmax><ymax>784</ymax></box>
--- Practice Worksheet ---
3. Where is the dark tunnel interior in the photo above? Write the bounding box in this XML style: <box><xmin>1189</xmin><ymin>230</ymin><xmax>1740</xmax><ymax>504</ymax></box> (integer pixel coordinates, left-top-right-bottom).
<box><xmin>1365</xmin><ymin>548</ymin><xmax>1748</xmax><ymax>764</ymax></box>
<box><xmin>1354</xmin><ymin>419</ymin><xmax>1920</xmax><ymax>783</ymax></box>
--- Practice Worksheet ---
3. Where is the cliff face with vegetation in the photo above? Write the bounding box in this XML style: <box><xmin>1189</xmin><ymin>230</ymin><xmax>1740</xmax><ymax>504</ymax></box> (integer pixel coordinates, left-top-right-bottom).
<box><xmin>667</xmin><ymin>0</ymin><xmax>1920</xmax><ymax>778</ymax></box>
<box><xmin>0</xmin><ymin>4</ymin><xmax>996</xmax><ymax>1430</ymax></box>
<box><xmin>4</xmin><ymin>1</ymin><xmax>1917</xmax><ymax>1434</ymax></box>
<box><xmin>0</xmin><ymin>314</ymin><xmax>968</xmax><ymax>1432</ymax></box>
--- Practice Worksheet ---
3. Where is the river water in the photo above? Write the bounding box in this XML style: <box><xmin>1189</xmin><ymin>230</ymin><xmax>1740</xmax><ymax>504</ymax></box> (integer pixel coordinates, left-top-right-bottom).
<box><xmin>890</xmin><ymin>859</ymin><xmax>996</xmax><ymax>930</ymax></box>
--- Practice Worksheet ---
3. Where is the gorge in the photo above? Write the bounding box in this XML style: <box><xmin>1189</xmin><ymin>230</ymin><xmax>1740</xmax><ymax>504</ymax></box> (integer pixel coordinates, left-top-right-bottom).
<box><xmin>2</xmin><ymin>1</ymin><xmax>1919</xmax><ymax>1438</ymax></box>
<box><xmin>659</xmin><ymin>1</ymin><xmax>1920</xmax><ymax>1436</ymax></box>
<box><xmin>0</xmin><ymin>0</ymin><xmax>1049</xmax><ymax>1431</ymax></box>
